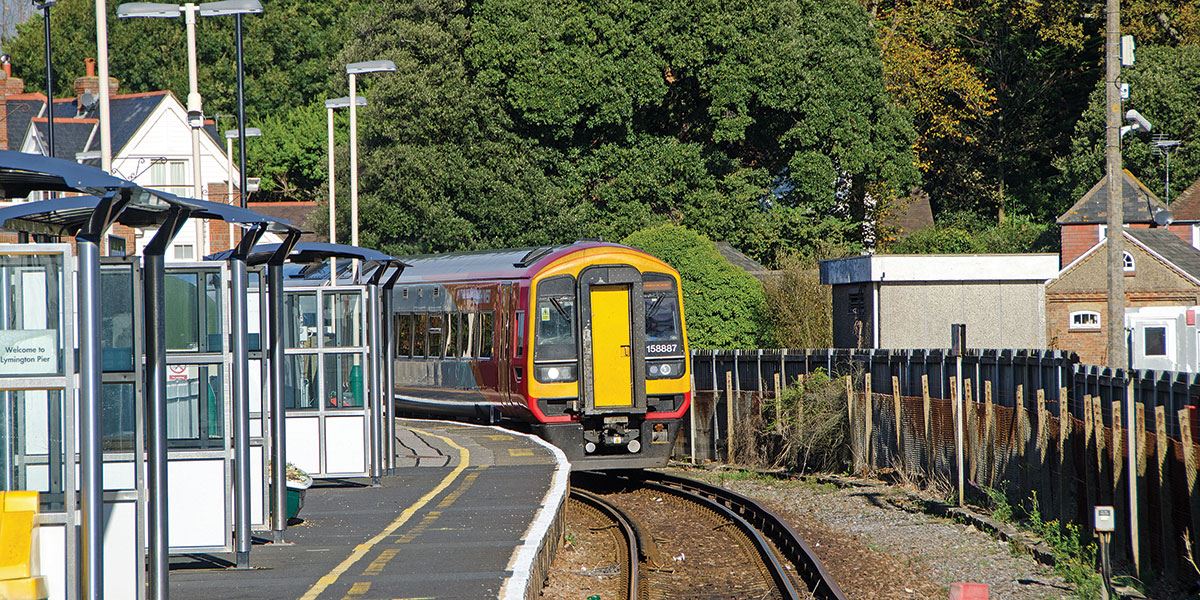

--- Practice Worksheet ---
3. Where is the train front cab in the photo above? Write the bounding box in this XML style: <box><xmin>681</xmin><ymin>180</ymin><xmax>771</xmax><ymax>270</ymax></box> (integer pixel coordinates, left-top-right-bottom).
<box><xmin>528</xmin><ymin>249</ymin><xmax>690</xmax><ymax>469</ymax></box>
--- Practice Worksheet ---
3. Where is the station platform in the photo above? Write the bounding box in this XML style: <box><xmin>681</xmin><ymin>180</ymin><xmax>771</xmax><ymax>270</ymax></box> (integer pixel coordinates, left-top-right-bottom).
<box><xmin>170</xmin><ymin>420</ymin><xmax>568</xmax><ymax>599</ymax></box>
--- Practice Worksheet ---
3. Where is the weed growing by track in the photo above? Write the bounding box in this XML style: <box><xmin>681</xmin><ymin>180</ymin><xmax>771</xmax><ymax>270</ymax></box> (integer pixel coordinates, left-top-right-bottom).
<box><xmin>981</xmin><ymin>488</ymin><xmax>1102</xmax><ymax>599</ymax></box>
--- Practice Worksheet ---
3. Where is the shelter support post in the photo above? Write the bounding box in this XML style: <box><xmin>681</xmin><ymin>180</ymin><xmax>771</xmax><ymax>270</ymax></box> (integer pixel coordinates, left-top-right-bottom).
<box><xmin>230</xmin><ymin>225</ymin><xmax>265</xmax><ymax>568</ymax></box>
<box><xmin>267</xmin><ymin>233</ymin><xmax>299</xmax><ymax>542</ymax></box>
<box><xmin>383</xmin><ymin>285</ymin><xmax>395</xmax><ymax>474</ymax></box>
<box><xmin>144</xmin><ymin>206</ymin><xmax>191</xmax><ymax>600</ymax></box>
<box><xmin>78</xmin><ymin>237</ymin><xmax>104</xmax><ymax>600</ymax></box>
<box><xmin>78</xmin><ymin>190</ymin><xmax>130</xmax><ymax>600</ymax></box>
<box><xmin>368</xmin><ymin>284</ymin><xmax>383</xmax><ymax>485</ymax></box>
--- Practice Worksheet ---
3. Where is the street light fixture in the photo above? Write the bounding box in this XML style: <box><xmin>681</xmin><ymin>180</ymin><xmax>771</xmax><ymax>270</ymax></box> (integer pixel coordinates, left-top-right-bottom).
<box><xmin>224</xmin><ymin>127</ymin><xmax>261</xmax><ymax>245</ymax></box>
<box><xmin>345</xmin><ymin>60</ymin><xmax>394</xmax><ymax>273</ymax></box>
<box><xmin>118</xmin><ymin>1</ymin><xmax>208</xmax><ymax>270</ymax></box>
<box><xmin>324</xmin><ymin>95</ymin><xmax>367</xmax><ymax>284</ymax></box>
<box><xmin>33</xmin><ymin>0</ymin><xmax>56</xmax><ymax>159</ymax></box>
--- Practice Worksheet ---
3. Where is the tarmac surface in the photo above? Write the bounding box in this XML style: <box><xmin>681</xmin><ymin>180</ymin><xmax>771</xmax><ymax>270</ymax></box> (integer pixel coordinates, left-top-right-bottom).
<box><xmin>170</xmin><ymin>419</ymin><xmax>565</xmax><ymax>599</ymax></box>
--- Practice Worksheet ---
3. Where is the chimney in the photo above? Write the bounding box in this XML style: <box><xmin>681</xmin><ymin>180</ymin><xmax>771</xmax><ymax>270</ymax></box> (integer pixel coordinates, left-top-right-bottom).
<box><xmin>0</xmin><ymin>56</ymin><xmax>25</xmax><ymax>151</ymax></box>
<box><xmin>73</xmin><ymin>58</ymin><xmax>119</xmax><ymax>111</ymax></box>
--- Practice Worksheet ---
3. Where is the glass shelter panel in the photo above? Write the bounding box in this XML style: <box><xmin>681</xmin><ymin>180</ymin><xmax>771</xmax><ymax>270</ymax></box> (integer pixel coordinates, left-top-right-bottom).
<box><xmin>166</xmin><ymin>270</ymin><xmax>224</xmax><ymax>353</ymax></box>
<box><xmin>100</xmin><ymin>269</ymin><xmax>135</xmax><ymax>373</ymax></box>
<box><xmin>324</xmin><ymin>292</ymin><xmax>363</xmax><ymax>348</ymax></box>
<box><xmin>102</xmin><ymin>383</ymin><xmax>136</xmax><ymax>452</ymax></box>
<box><xmin>286</xmin><ymin>292</ymin><xmax>318</xmax><ymax>349</ymax></box>
<box><xmin>0</xmin><ymin>254</ymin><xmax>65</xmax><ymax>377</ymax></box>
<box><xmin>324</xmin><ymin>353</ymin><xmax>363</xmax><ymax>409</ymax></box>
<box><xmin>0</xmin><ymin>390</ymin><xmax>66</xmax><ymax>511</ymax></box>
<box><xmin>166</xmin><ymin>365</ymin><xmax>225</xmax><ymax>449</ymax></box>
<box><xmin>284</xmin><ymin>355</ymin><xmax>319</xmax><ymax>410</ymax></box>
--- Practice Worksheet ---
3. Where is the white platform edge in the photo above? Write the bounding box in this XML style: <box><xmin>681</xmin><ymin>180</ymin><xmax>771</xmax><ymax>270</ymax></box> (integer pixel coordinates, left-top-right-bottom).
<box><xmin>394</xmin><ymin>418</ymin><xmax>570</xmax><ymax>600</ymax></box>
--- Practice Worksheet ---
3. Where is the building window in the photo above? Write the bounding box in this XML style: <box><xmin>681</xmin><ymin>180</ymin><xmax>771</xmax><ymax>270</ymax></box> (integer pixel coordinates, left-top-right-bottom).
<box><xmin>848</xmin><ymin>291</ymin><xmax>865</xmax><ymax>318</ymax></box>
<box><xmin>1069</xmin><ymin>311</ymin><xmax>1100</xmax><ymax>330</ymax></box>
<box><xmin>1122</xmin><ymin>251</ymin><xmax>1135</xmax><ymax>271</ymax></box>
<box><xmin>1144</xmin><ymin>326</ymin><xmax>1168</xmax><ymax>356</ymax></box>
<box><xmin>149</xmin><ymin>159</ymin><xmax>189</xmax><ymax>195</ymax></box>
<box><xmin>108</xmin><ymin>235</ymin><xmax>127</xmax><ymax>257</ymax></box>
<box><xmin>173</xmin><ymin>244</ymin><xmax>194</xmax><ymax>260</ymax></box>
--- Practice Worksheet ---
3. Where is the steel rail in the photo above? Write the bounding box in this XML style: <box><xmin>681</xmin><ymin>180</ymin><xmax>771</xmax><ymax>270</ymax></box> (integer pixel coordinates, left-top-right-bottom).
<box><xmin>631</xmin><ymin>471</ymin><xmax>847</xmax><ymax>600</ymax></box>
<box><xmin>570</xmin><ymin>487</ymin><xmax>642</xmax><ymax>600</ymax></box>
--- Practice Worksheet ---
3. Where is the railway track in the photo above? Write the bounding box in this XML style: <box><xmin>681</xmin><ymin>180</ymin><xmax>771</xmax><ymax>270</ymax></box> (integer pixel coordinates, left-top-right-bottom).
<box><xmin>571</xmin><ymin>470</ymin><xmax>847</xmax><ymax>600</ymax></box>
<box><xmin>569</xmin><ymin>488</ymin><xmax>643</xmax><ymax>599</ymax></box>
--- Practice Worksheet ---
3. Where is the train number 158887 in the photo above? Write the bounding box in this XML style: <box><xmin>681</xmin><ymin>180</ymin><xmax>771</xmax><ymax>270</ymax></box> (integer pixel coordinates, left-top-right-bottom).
<box><xmin>646</xmin><ymin>344</ymin><xmax>678</xmax><ymax>354</ymax></box>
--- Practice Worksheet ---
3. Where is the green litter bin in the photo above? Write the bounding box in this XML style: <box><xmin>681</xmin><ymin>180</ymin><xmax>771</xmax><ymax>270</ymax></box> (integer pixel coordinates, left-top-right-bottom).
<box><xmin>349</xmin><ymin>364</ymin><xmax>363</xmax><ymax>407</ymax></box>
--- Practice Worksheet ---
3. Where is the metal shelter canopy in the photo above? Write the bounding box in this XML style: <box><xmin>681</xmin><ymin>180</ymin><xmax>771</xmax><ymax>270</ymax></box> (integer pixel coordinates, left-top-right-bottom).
<box><xmin>0</xmin><ymin>194</ymin><xmax>167</xmax><ymax>235</ymax></box>
<box><xmin>207</xmin><ymin>241</ymin><xmax>401</xmax><ymax>265</ymax></box>
<box><xmin>0</xmin><ymin>149</ymin><xmax>135</xmax><ymax>198</ymax></box>
<box><xmin>205</xmin><ymin>241</ymin><xmax>409</xmax><ymax>282</ymax></box>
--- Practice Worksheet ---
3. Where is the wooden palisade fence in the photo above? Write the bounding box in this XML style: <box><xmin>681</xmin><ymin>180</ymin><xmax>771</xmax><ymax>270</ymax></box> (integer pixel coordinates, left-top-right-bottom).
<box><xmin>685</xmin><ymin>348</ymin><xmax>1200</xmax><ymax>578</ymax></box>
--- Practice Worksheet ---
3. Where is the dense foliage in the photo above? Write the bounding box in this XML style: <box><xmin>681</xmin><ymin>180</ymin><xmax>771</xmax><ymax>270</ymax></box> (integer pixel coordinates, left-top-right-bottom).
<box><xmin>339</xmin><ymin>0</ymin><xmax>917</xmax><ymax>261</ymax></box>
<box><xmin>1060</xmin><ymin>44</ymin><xmax>1200</xmax><ymax>202</ymax></box>
<box><xmin>4</xmin><ymin>0</ymin><xmax>1200</xmax><ymax>268</ymax></box>
<box><xmin>622</xmin><ymin>225</ymin><xmax>772</xmax><ymax>349</ymax></box>
<box><xmin>888</xmin><ymin>212</ymin><xmax>1057</xmax><ymax>255</ymax></box>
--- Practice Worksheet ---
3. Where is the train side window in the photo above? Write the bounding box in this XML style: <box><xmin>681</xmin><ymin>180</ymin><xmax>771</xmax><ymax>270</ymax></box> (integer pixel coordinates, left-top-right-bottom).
<box><xmin>447</xmin><ymin>313</ymin><xmax>462</xmax><ymax>357</ymax></box>
<box><xmin>515</xmin><ymin>311</ymin><xmax>526</xmax><ymax>357</ymax></box>
<box><xmin>460</xmin><ymin>312</ymin><xmax>475</xmax><ymax>358</ymax></box>
<box><xmin>428</xmin><ymin>314</ymin><xmax>446</xmax><ymax>358</ymax></box>
<box><xmin>479</xmin><ymin>312</ymin><xmax>494</xmax><ymax>359</ymax></box>
<box><xmin>415</xmin><ymin>314</ymin><xmax>430</xmax><ymax>358</ymax></box>
<box><xmin>395</xmin><ymin>314</ymin><xmax>413</xmax><ymax>358</ymax></box>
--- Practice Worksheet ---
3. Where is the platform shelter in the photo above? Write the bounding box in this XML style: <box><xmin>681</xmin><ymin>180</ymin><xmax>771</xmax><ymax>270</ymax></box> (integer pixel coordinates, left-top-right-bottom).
<box><xmin>208</xmin><ymin>242</ymin><xmax>406</xmax><ymax>482</ymax></box>
<box><xmin>0</xmin><ymin>150</ymin><xmax>298</xmax><ymax>600</ymax></box>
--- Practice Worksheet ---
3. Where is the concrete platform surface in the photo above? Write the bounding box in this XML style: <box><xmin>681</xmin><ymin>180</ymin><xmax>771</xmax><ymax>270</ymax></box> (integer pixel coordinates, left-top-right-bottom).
<box><xmin>170</xmin><ymin>420</ymin><xmax>567</xmax><ymax>599</ymax></box>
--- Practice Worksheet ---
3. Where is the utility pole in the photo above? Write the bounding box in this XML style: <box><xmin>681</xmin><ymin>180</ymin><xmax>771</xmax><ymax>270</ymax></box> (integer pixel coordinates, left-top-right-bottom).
<box><xmin>1105</xmin><ymin>0</ymin><xmax>1126</xmax><ymax>368</ymax></box>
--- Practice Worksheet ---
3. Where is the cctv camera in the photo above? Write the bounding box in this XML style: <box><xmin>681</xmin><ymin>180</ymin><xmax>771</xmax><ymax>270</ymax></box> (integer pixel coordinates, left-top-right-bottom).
<box><xmin>187</xmin><ymin>110</ymin><xmax>205</xmax><ymax>130</ymax></box>
<box><xmin>1125</xmin><ymin>109</ymin><xmax>1152</xmax><ymax>133</ymax></box>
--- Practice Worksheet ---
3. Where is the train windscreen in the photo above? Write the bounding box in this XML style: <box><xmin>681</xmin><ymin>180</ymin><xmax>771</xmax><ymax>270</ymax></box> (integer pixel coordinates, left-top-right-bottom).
<box><xmin>643</xmin><ymin>274</ymin><xmax>682</xmax><ymax>359</ymax></box>
<box><xmin>534</xmin><ymin>275</ymin><xmax>578</xmax><ymax>383</ymax></box>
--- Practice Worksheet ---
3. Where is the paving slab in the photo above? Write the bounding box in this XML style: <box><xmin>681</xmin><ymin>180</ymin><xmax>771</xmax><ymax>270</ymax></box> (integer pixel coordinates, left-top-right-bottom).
<box><xmin>170</xmin><ymin>419</ymin><xmax>567</xmax><ymax>599</ymax></box>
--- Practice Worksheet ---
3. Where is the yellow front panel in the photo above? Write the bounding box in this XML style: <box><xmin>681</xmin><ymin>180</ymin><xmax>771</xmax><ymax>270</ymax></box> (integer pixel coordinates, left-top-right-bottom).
<box><xmin>590</xmin><ymin>285</ymin><xmax>633</xmax><ymax>407</ymax></box>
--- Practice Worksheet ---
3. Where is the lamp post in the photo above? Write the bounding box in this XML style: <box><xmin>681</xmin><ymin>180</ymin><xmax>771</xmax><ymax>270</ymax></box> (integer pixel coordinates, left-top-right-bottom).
<box><xmin>224</xmin><ymin>126</ymin><xmax>260</xmax><ymax>245</ymax></box>
<box><xmin>345</xmin><ymin>60</ymin><xmax>394</xmax><ymax>272</ymax></box>
<box><xmin>33</xmin><ymin>1</ymin><xmax>55</xmax><ymax>158</ymax></box>
<box><xmin>117</xmin><ymin>2</ymin><xmax>208</xmax><ymax>254</ymax></box>
<box><xmin>324</xmin><ymin>95</ymin><xmax>366</xmax><ymax>284</ymax></box>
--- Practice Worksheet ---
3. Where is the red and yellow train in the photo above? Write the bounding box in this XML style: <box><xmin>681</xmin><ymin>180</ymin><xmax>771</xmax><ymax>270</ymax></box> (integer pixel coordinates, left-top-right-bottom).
<box><xmin>390</xmin><ymin>241</ymin><xmax>690</xmax><ymax>469</ymax></box>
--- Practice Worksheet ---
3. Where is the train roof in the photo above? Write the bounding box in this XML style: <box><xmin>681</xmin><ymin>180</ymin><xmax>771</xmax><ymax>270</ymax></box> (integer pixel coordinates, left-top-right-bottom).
<box><xmin>394</xmin><ymin>240</ymin><xmax>643</xmax><ymax>283</ymax></box>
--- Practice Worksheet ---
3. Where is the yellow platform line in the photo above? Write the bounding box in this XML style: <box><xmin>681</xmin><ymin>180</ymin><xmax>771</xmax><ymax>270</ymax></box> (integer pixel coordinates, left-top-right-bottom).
<box><xmin>300</xmin><ymin>428</ymin><xmax>469</xmax><ymax>600</ymax></box>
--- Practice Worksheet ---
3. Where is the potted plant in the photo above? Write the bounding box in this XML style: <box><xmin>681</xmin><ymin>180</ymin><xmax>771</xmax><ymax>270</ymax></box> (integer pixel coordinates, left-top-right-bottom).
<box><xmin>270</xmin><ymin>462</ymin><xmax>313</xmax><ymax>521</ymax></box>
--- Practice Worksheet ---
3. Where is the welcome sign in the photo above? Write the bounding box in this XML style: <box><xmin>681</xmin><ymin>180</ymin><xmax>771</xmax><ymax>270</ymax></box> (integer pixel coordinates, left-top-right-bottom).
<box><xmin>0</xmin><ymin>329</ymin><xmax>60</xmax><ymax>376</ymax></box>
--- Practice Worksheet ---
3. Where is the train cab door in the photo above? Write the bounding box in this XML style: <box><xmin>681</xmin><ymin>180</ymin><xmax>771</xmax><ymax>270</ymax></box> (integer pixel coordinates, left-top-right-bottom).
<box><xmin>580</xmin><ymin>266</ymin><xmax>647</xmax><ymax>414</ymax></box>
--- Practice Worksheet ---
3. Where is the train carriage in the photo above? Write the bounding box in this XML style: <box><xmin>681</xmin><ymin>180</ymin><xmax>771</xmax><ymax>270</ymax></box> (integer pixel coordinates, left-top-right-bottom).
<box><xmin>390</xmin><ymin>241</ymin><xmax>690</xmax><ymax>469</ymax></box>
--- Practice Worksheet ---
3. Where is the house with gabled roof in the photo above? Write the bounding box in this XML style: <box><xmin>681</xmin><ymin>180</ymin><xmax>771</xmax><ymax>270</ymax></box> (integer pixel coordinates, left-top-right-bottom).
<box><xmin>1044</xmin><ymin>226</ymin><xmax>1200</xmax><ymax>367</ymax></box>
<box><xmin>0</xmin><ymin>58</ymin><xmax>242</xmax><ymax>259</ymax></box>
<box><xmin>1056</xmin><ymin>170</ymin><xmax>1194</xmax><ymax>267</ymax></box>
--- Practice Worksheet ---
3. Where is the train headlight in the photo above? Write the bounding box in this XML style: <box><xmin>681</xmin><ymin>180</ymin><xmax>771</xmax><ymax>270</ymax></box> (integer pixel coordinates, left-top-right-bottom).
<box><xmin>646</xmin><ymin>360</ymin><xmax>684</xmax><ymax>379</ymax></box>
<box><xmin>535</xmin><ymin>364</ymin><xmax>577</xmax><ymax>383</ymax></box>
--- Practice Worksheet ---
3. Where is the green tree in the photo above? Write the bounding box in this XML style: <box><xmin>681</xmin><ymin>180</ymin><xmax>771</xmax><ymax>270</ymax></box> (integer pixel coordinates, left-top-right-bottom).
<box><xmin>623</xmin><ymin>224</ymin><xmax>772</xmax><ymax>349</ymax></box>
<box><xmin>341</xmin><ymin>0</ymin><xmax>917</xmax><ymax>262</ymax></box>
<box><xmin>247</xmin><ymin>103</ymin><xmax>336</xmax><ymax>201</ymax></box>
<box><xmin>335</xmin><ymin>0</ymin><xmax>581</xmax><ymax>256</ymax></box>
<box><xmin>1060</xmin><ymin>44</ymin><xmax>1200</xmax><ymax>205</ymax></box>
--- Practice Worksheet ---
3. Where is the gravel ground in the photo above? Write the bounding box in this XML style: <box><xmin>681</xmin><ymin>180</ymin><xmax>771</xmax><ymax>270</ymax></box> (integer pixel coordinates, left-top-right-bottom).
<box><xmin>674</xmin><ymin>468</ymin><xmax>1075</xmax><ymax>600</ymax></box>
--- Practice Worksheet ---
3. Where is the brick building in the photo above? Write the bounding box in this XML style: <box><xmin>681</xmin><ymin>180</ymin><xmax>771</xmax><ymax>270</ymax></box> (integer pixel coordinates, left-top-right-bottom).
<box><xmin>1045</xmin><ymin>228</ymin><xmax>1200</xmax><ymax>365</ymax></box>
